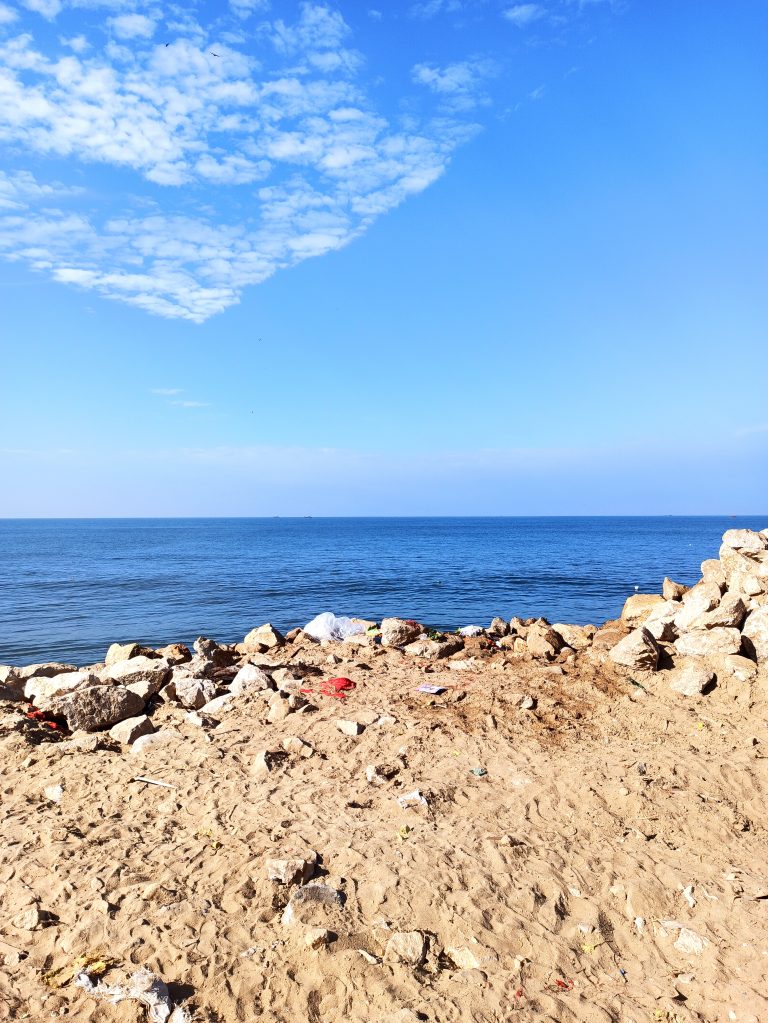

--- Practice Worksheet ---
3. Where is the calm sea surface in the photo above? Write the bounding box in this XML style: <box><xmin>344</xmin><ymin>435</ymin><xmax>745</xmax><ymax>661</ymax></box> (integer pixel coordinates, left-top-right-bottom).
<box><xmin>0</xmin><ymin>516</ymin><xmax>765</xmax><ymax>666</ymax></box>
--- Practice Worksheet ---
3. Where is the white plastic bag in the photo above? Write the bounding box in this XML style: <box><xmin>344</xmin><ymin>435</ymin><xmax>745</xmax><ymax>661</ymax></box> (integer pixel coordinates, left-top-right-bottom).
<box><xmin>303</xmin><ymin>612</ymin><xmax>365</xmax><ymax>642</ymax></box>
<box><xmin>458</xmin><ymin>625</ymin><xmax>484</xmax><ymax>637</ymax></box>
<box><xmin>75</xmin><ymin>968</ymin><xmax>189</xmax><ymax>1023</ymax></box>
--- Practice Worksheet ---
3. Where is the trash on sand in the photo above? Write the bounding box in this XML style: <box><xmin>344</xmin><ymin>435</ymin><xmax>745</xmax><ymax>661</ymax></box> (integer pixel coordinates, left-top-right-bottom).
<box><xmin>44</xmin><ymin>952</ymin><xmax>117</xmax><ymax>988</ymax></box>
<box><xmin>132</xmin><ymin>776</ymin><xmax>176</xmax><ymax>789</ymax></box>
<box><xmin>303</xmin><ymin>613</ymin><xmax>365</xmax><ymax>642</ymax></box>
<box><xmin>397</xmin><ymin>825</ymin><xmax>413</xmax><ymax>841</ymax></box>
<box><xmin>469</xmin><ymin>767</ymin><xmax>488</xmax><ymax>777</ymax></box>
<box><xmin>397</xmin><ymin>790</ymin><xmax>428</xmax><ymax>808</ymax></box>
<box><xmin>76</xmin><ymin>967</ymin><xmax>189</xmax><ymax>1022</ymax></box>
<box><xmin>554</xmin><ymin>977</ymin><xmax>574</xmax><ymax>991</ymax></box>
<box><xmin>44</xmin><ymin>784</ymin><xmax>64</xmax><ymax>803</ymax></box>
<box><xmin>301</xmin><ymin>677</ymin><xmax>356</xmax><ymax>699</ymax></box>
<box><xmin>416</xmin><ymin>683</ymin><xmax>446</xmax><ymax>695</ymax></box>
<box><xmin>458</xmin><ymin>625</ymin><xmax>484</xmax><ymax>637</ymax></box>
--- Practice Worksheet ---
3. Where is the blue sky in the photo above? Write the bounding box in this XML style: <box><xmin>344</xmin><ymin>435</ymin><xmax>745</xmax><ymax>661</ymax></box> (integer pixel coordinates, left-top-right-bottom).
<box><xmin>0</xmin><ymin>0</ymin><xmax>766</xmax><ymax>515</ymax></box>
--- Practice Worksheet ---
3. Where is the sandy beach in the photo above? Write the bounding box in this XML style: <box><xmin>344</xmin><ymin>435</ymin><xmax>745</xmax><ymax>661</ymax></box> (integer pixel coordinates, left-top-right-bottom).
<box><xmin>1</xmin><ymin>529</ymin><xmax>767</xmax><ymax>1023</ymax></box>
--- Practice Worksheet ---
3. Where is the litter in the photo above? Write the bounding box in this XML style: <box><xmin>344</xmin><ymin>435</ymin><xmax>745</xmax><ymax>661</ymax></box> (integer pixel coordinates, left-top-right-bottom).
<box><xmin>469</xmin><ymin>767</ymin><xmax>488</xmax><ymax>778</ymax></box>
<box><xmin>132</xmin><ymin>776</ymin><xmax>176</xmax><ymax>789</ymax></box>
<box><xmin>397</xmin><ymin>790</ymin><xmax>428</xmax><ymax>808</ymax></box>
<box><xmin>303</xmin><ymin>613</ymin><xmax>365</xmax><ymax>642</ymax></box>
<box><xmin>397</xmin><ymin>825</ymin><xmax>412</xmax><ymax>841</ymax></box>
<box><xmin>300</xmin><ymin>677</ymin><xmax>356</xmax><ymax>699</ymax></box>
<box><xmin>416</xmin><ymin>684</ymin><xmax>446</xmax><ymax>695</ymax></box>
<box><xmin>44</xmin><ymin>952</ymin><xmax>117</xmax><ymax>988</ymax></box>
<box><xmin>554</xmin><ymin>977</ymin><xmax>574</xmax><ymax>991</ymax></box>
<box><xmin>76</xmin><ymin>966</ymin><xmax>189</xmax><ymax>1022</ymax></box>
<box><xmin>458</xmin><ymin>625</ymin><xmax>484</xmax><ymax>637</ymax></box>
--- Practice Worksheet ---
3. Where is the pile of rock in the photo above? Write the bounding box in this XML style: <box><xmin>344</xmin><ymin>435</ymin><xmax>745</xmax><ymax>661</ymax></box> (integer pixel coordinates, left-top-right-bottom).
<box><xmin>608</xmin><ymin>528</ymin><xmax>768</xmax><ymax>683</ymax></box>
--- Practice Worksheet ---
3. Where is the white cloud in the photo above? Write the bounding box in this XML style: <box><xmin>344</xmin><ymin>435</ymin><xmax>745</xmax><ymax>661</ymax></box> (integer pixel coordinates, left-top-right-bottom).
<box><xmin>412</xmin><ymin>59</ymin><xmax>495</xmax><ymax>109</ymax></box>
<box><xmin>410</xmin><ymin>0</ymin><xmax>464</xmax><ymax>18</ymax></box>
<box><xmin>529</xmin><ymin>83</ymin><xmax>545</xmax><ymax>100</ymax></box>
<box><xmin>368</xmin><ymin>9</ymin><xmax>382</xmax><ymax>20</ymax></box>
<box><xmin>151</xmin><ymin>387</ymin><xmax>182</xmax><ymax>395</ymax></box>
<box><xmin>60</xmin><ymin>34</ymin><xmax>89</xmax><ymax>52</ymax></box>
<box><xmin>0</xmin><ymin>3</ymin><xmax>18</xmax><ymax>25</ymax></box>
<box><xmin>229</xmin><ymin>0</ymin><xmax>269</xmax><ymax>17</ymax></box>
<box><xmin>20</xmin><ymin>0</ymin><xmax>61</xmax><ymax>18</ymax></box>
<box><xmin>108</xmin><ymin>13</ymin><xmax>156</xmax><ymax>40</ymax></box>
<box><xmin>503</xmin><ymin>3</ymin><xmax>546</xmax><ymax>26</ymax></box>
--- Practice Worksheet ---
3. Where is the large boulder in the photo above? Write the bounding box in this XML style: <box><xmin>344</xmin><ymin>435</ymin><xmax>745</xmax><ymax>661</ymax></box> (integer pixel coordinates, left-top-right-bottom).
<box><xmin>608</xmin><ymin>628</ymin><xmax>660</xmax><ymax>671</ymax></box>
<box><xmin>552</xmin><ymin>623</ymin><xmax>595</xmax><ymax>650</ymax></box>
<box><xmin>742</xmin><ymin>607</ymin><xmax>768</xmax><ymax>663</ymax></box>
<box><xmin>721</xmin><ymin>529</ymin><xmax>768</xmax><ymax>556</ymax></box>
<box><xmin>644</xmin><ymin>599</ymin><xmax>681</xmax><ymax>641</ymax></box>
<box><xmin>109</xmin><ymin>714</ymin><xmax>154</xmax><ymax>744</ymax></box>
<box><xmin>719</xmin><ymin>545</ymin><xmax>768</xmax><ymax>597</ymax></box>
<box><xmin>674</xmin><ymin>628</ymin><xmax>742</xmax><ymax>657</ymax></box>
<box><xmin>104</xmin><ymin>642</ymin><xmax>141</xmax><ymax>667</ymax></box>
<box><xmin>52</xmin><ymin>685</ymin><xmax>145</xmax><ymax>732</ymax></box>
<box><xmin>230</xmin><ymin>663</ymin><xmax>271</xmax><ymax>696</ymax></box>
<box><xmin>662</xmin><ymin>577</ymin><xmax>688</xmax><ymax>601</ymax></box>
<box><xmin>688</xmin><ymin>592</ymin><xmax>747</xmax><ymax>631</ymax></box>
<box><xmin>26</xmin><ymin>671</ymin><xmax>100</xmax><ymax>707</ymax></box>
<box><xmin>700</xmin><ymin>559</ymin><xmax>726</xmax><ymax>589</ymax></box>
<box><xmin>380</xmin><ymin>618</ymin><xmax>423</xmax><ymax>647</ymax></box>
<box><xmin>621</xmin><ymin>594</ymin><xmax>665</xmax><ymax>627</ymax></box>
<box><xmin>104</xmin><ymin>656</ymin><xmax>171</xmax><ymax>693</ymax></box>
<box><xmin>243</xmin><ymin>624</ymin><xmax>284</xmax><ymax>651</ymax></box>
<box><xmin>193</xmin><ymin>636</ymin><xmax>235</xmax><ymax>667</ymax></box>
<box><xmin>526</xmin><ymin>622</ymin><xmax>563</xmax><ymax>658</ymax></box>
<box><xmin>668</xmin><ymin>661</ymin><xmax>715</xmax><ymax>697</ymax></box>
<box><xmin>168</xmin><ymin>671</ymin><xmax>217</xmax><ymax>709</ymax></box>
<box><xmin>673</xmin><ymin>582</ymin><xmax>723</xmax><ymax>631</ymax></box>
<box><xmin>403</xmin><ymin>636</ymin><xmax>464</xmax><ymax>659</ymax></box>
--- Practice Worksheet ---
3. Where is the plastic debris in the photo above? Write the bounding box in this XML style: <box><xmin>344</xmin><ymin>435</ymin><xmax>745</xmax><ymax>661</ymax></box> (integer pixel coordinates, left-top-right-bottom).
<box><xmin>303</xmin><ymin>613</ymin><xmax>365</xmax><ymax>642</ymax></box>
<box><xmin>132</xmin><ymin>776</ymin><xmax>176</xmax><ymax>789</ymax></box>
<box><xmin>44</xmin><ymin>952</ymin><xmax>117</xmax><ymax>988</ymax></box>
<box><xmin>75</xmin><ymin>967</ymin><xmax>189</xmax><ymax>1022</ymax></box>
<box><xmin>301</xmin><ymin>677</ymin><xmax>356</xmax><ymax>699</ymax></box>
<box><xmin>469</xmin><ymin>767</ymin><xmax>488</xmax><ymax>777</ymax></box>
<box><xmin>416</xmin><ymin>684</ymin><xmax>446</xmax><ymax>695</ymax></box>
<box><xmin>397</xmin><ymin>825</ymin><xmax>412</xmax><ymax>841</ymax></box>
<box><xmin>458</xmin><ymin>625</ymin><xmax>484</xmax><ymax>637</ymax></box>
<box><xmin>397</xmin><ymin>790</ymin><xmax>428</xmax><ymax>808</ymax></box>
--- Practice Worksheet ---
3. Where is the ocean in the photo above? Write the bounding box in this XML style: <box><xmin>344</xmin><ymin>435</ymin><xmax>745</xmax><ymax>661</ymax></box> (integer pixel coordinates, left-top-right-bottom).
<box><xmin>0</xmin><ymin>516</ymin><xmax>765</xmax><ymax>666</ymax></box>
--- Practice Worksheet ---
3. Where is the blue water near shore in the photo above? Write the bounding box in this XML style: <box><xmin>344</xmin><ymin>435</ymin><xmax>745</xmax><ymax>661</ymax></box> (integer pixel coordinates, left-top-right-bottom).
<box><xmin>0</xmin><ymin>516</ymin><xmax>765</xmax><ymax>666</ymax></box>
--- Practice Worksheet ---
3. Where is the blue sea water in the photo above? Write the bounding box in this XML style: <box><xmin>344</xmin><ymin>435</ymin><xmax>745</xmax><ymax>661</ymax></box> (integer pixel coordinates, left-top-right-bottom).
<box><xmin>0</xmin><ymin>516</ymin><xmax>765</xmax><ymax>666</ymax></box>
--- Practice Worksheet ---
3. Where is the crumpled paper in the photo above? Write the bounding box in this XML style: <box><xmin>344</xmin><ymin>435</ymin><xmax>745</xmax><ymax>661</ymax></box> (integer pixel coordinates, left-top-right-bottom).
<box><xmin>75</xmin><ymin>966</ymin><xmax>189</xmax><ymax>1022</ymax></box>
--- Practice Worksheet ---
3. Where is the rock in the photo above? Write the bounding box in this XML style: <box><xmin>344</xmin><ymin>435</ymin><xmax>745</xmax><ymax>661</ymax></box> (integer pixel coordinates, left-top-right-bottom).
<box><xmin>105</xmin><ymin>642</ymin><xmax>141</xmax><ymax>666</ymax></box>
<box><xmin>668</xmin><ymin>663</ymin><xmax>714</xmax><ymax>697</ymax></box>
<box><xmin>12</xmin><ymin>905</ymin><xmax>42</xmax><ymax>931</ymax></box>
<box><xmin>230</xmin><ymin>663</ymin><xmax>271</xmax><ymax>696</ymax></box>
<box><xmin>266</xmin><ymin>853</ymin><xmax>317</xmax><ymax>885</ymax></box>
<box><xmin>380</xmin><ymin>618</ymin><xmax>423</xmax><ymax>647</ymax></box>
<box><xmin>304</xmin><ymin>927</ymin><xmax>331</xmax><ymax>949</ymax></box>
<box><xmin>285</xmin><ymin>627</ymin><xmax>303</xmax><ymax>642</ymax></box>
<box><xmin>272</xmin><ymin>668</ymin><xmax>299</xmax><ymax>688</ymax></box>
<box><xmin>488</xmin><ymin>617</ymin><xmax>510</xmax><ymax>637</ymax></box>
<box><xmin>526</xmin><ymin>623</ymin><xmax>562</xmax><ymax>659</ymax></box>
<box><xmin>608</xmin><ymin>628</ymin><xmax>659</xmax><ymax>671</ymax></box>
<box><xmin>105</xmin><ymin>656</ymin><xmax>171</xmax><ymax>693</ymax></box>
<box><xmin>688</xmin><ymin>592</ymin><xmax>747</xmax><ymax>630</ymax></box>
<box><xmin>281</xmin><ymin>884</ymin><xmax>344</xmax><ymax>927</ymax></box>
<box><xmin>674</xmin><ymin>927</ymin><xmax>708</xmax><ymax>955</ymax></box>
<box><xmin>52</xmin><ymin>685</ymin><xmax>146</xmax><ymax>732</ymax></box>
<box><xmin>701</xmin><ymin>558</ymin><xmax>726</xmax><ymax>588</ymax></box>
<box><xmin>742</xmin><ymin>607</ymin><xmax>768</xmax><ymax>663</ymax></box>
<box><xmin>591</xmin><ymin>625</ymin><xmax>627</xmax><ymax>651</ymax></box>
<box><xmin>243</xmin><ymin>623</ymin><xmax>284</xmax><ymax>651</ymax></box>
<box><xmin>674</xmin><ymin>628</ymin><xmax>742</xmax><ymax>657</ymax></box>
<box><xmin>193</xmin><ymin>636</ymin><xmax>234</xmax><ymax>667</ymax></box>
<box><xmin>44</xmin><ymin>784</ymin><xmax>64</xmax><ymax>803</ymax></box>
<box><xmin>15</xmin><ymin>662</ymin><xmax>77</xmax><ymax>682</ymax></box>
<box><xmin>26</xmin><ymin>670</ymin><xmax>100</xmax><ymax>707</ymax></box>
<box><xmin>679</xmin><ymin>626</ymin><xmax>744</xmax><ymax>658</ymax></box>
<box><xmin>673</xmin><ymin>582</ymin><xmax>723</xmax><ymax>631</ymax></box>
<box><xmin>366</xmin><ymin>763</ymin><xmax>398</xmax><ymax>785</ymax></box>
<box><xmin>170</xmin><ymin>672</ymin><xmax>216</xmax><ymax>709</ymax></box>
<box><xmin>403</xmin><ymin>636</ymin><xmax>464</xmax><ymax>659</ymax></box>
<box><xmin>552</xmin><ymin>623</ymin><xmax>595</xmax><ymax>650</ymax></box>
<box><xmin>131</xmin><ymin>729</ymin><xmax>179</xmax><ymax>754</ymax></box>
<box><xmin>662</xmin><ymin>577</ymin><xmax>688</xmax><ymax>601</ymax></box>
<box><xmin>282</xmin><ymin>736</ymin><xmax>314</xmax><ymax>757</ymax></box>
<box><xmin>267</xmin><ymin>693</ymin><xmax>294</xmax><ymax>723</ymax></box>
<box><xmin>109</xmin><ymin>714</ymin><xmax>155</xmax><ymax>744</ymax></box>
<box><xmin>720</xmin><ymin>545</ymin><xmax>768</xmax><ymax>596</ymax></box>
<box><xmin>445</xmin><ymin>946</ymin><xmax>492</xmax><ymax>971</ymax></box>
<box><xmin>645</xmin><ymin>617</ymin><xmax>677</xmax><ymax>643</ymax></box>
<box><xmin>337</xmin><ymin>719</ymin><xmax>364</xmax><ymax>736</ymax></box>
<box><xmin>385</xmin><ymin>931</ymin><xmax>427</xmax><ymax>966</ymax></box>
<box><xmin>721</xmin><ymin>528</ymin><xmax>768</xmax><ymax>556</ymax></box>
<box><xmin>253</xmin><ymin>749</ymin><xmax>287</xmax><ymax>775</ymax></box>
<box><xmin>157</xmin><ymin>643</ymin><xmax>191</xmax><ymax>665</ymax></box>
<box><xmin>724</xmin><ymin>654</ymin><xmax>758</xmax><ymax>681</ymax></box>
<box><xmin>621</xmin><ymin>593</ymin><xmax>665</xmax><ymax>626</ymax></box>
<box><xmin>200</xmin><ymin>694</ymin><xmax>234</xmax><ymax>715</ymax></box>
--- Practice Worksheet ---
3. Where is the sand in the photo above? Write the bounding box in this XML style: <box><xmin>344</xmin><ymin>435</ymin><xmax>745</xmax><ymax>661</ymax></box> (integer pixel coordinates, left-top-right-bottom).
<box><xmin>1</xmin><ymin>635</ymin><xmax>767</xmax><ymax>1023</ymax></box>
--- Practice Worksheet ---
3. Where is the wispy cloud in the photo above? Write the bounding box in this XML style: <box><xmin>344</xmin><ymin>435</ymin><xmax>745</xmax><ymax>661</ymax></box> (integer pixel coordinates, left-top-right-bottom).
<box><xmin>503</xmin><ymin>3</ymin><xmax>547</xmax><ymax>27</ymax></box>
<box><xmin>0</xmin><ymin>3</ymin><xmax>18</xmax><ymax>26</ymax></box>
<box><xmin>172</xmin><ymin>400</ymin><xmax>210</xmax><ymax>408</ymax></box>
<box><xmin>151</xmin><ymin>387</ymin><xmax>182</xmax><ymax>396</ymax></box>
<box><xmin>108</xmin><ymin>14</ymin><xmax>156</xmax><ymax>41</ymax></box>
<box><xmin>412</xmin><ymin>58</ymin><xmax>496</xmax><ymax>111</ymax></box>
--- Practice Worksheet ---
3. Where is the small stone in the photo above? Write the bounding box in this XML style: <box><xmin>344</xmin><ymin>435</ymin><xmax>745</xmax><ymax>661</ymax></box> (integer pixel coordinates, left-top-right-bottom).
<box><xmin>131</xmin><ymin>729</ymin><xmax>179</xmax><ymax>754</ymax></box>
<box><xmin>282</xmin><ymin>736</ymin><xmax>314</xmax><ymax>757</ymax></box>
<box><xmin>13</xmin><ymin>905</ymin><xmax>42</xmax><ymax>931</ymax></box>
<box><xmin>253</xmin><ymin>749</ymin><xmax>287</xmax><ymax>775</ymax></box>
<box><xmin>44</xmin><ymin>784</ymin><xmax>63</xmax><ymax>803</ymax></box>
<box><xmin>674</xmin><ymin>928</ymin><xmax>707</xmax><ymax>955</ymax></box>
<box><xmin>304</xmin><ymin>927</ymin><xmax>330</xmax><ymax>949</ymax></box>
<box><xmin>366</xmin><ymin>763</ymin><xmax>398</xmax><ymax>785</ymax></box>
<box><xmin>109</xmin><ymin>714</ymin><xmax>154</xmax><ymax>744</ymax></box>
<box><xmin>281</xmin><ymin>884</ymin><xmax>344</xmax><ymax>926</ymax></box>
<box><xmin>267</xmin><ymin>694</ymin><xmax>292</xmax><ymax>723</ymax></box>
<box><xmin>724</xmin><ymin>654</ymin><xmax>758</xmax><ymax>681</ymax></box>
<box><xmin>380</xmin><ymin>618</ymin><xmax>423</xmax><ymax>647</ymax></box>
<box><xmin>200</xmin><ymin>694</ymin><xmax>234</xmax><ymax>715</ymax></box>
<box><xmin>385</xmin><ymin>930</ymin><xmax>427</xmax><ymax>966</ymax></box>
<box><xmin>446</xmin><ymin>946</ymin><xmax>482</xmax><ymax>970</ymax></box>
<box><xmin>668</xmin><ymin>663</ymin><xmax>714</xmax><ymax>697</ymax></box>
<box><xmin>170</xmin><ymin>672</ymin><xmax>216</xmax><ymax>709</ymax></box>
<box><xmin>243</xmin><ymin>623</ymin><xmax>285</xmax><ymax>651</ymax></box>
<box><xmin>609</xmin><ymin>628</ymin><xmax>659</xmax><ymax>671</ymax></box>
<box><xmin>230</xmin><ymin>663</ymin><xmax>271</xmax><ymax>696</ymax></box>
<box><xmin>358</xmin><ymin>949</ymin><xmax>382</xmax><ymax>964</ymax></box>
<box><xmin>266</xmin><ymin>853</ymin><xmax>317</xmax><ymax>885</ymax></box>
<box><xmin>336</xmin><ymin>719</ymin><xmax>364</xmax><ymax>736</ymax></box>
<box><xmin>106</xmin><ymin>656</ymin><xmax>170</xmax><ymax>694</ymax></box>
<box><xmin>326</xmin><ymin>653</ymin><xmax>342</xmax><ymax>664</ymax></box>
